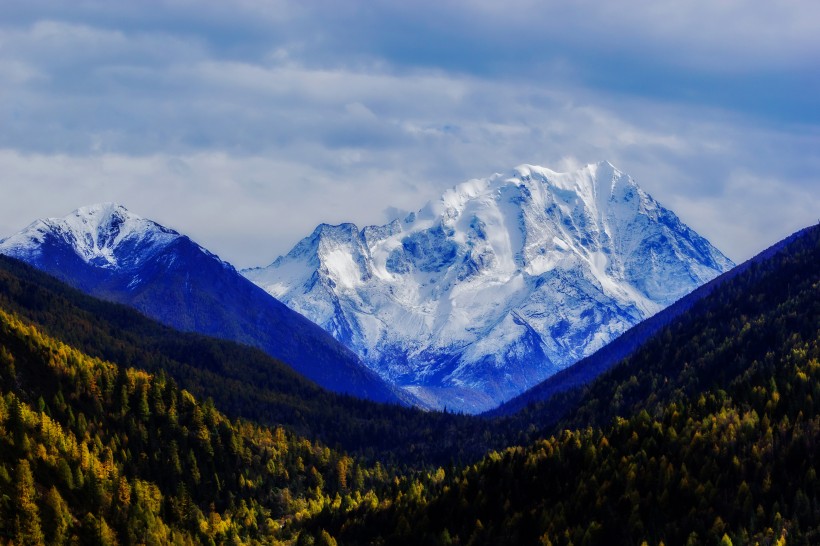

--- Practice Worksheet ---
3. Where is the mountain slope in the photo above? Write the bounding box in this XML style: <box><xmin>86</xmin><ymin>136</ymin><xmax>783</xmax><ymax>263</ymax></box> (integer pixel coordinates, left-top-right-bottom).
<box><xmin>0</xmin><ymin>254</ymin><xmax>503</xmax><ymax>466</ymax></box>
<box><xmin>245</xmin><ymin>161</ymin><xmax>733</xmax><ymax>412</ymax></box>
<box><xmin>0</xmin><ymin>304</ymin><xmax>398</xmax><ymax>545</ymax></box>
<box><xmin>0</xmin><ymin>203</ymin><xmax>403</xmax><ymax>404</ymax></box>
<box><xmin>490</xmin><ymin>224</ymin><xmax>819</xmax><ymax>417</ymax></box>
<box><xmin>306</xmin><ymin>224</ymin><xmax>820</xmax><ymax>545</ymax></box>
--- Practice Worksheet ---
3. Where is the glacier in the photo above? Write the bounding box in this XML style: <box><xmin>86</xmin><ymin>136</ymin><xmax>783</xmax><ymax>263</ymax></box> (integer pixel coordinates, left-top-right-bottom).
<box><xmin>243</xmin><ymin>161</ymin><xmax>734</xmax><ymax>413</ymax></box>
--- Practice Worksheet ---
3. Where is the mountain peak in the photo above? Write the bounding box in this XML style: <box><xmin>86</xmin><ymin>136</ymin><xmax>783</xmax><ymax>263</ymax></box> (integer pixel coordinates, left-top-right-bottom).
<box><xmin>1</xmin><ymin>205</ymin><xmax>405</xmax><ymax>405</ymax></box>
<box><xmin>63</xmin><ymin>202</ymin><xmax>143</xmax><ymax>240</ymax></box>
<box><xmin>435</xmin><ymin>161</ymin><xmax>616</xmax><ymax>223</ymax></box>
<box><xmin>592</xmin><ymin>159</ymin><xmax>617</xmax><ymax>170</ymax></box>
<box><xmin>313</xmin><ymin>222</ymin><xmax>361</xmax><ymax>241</ymax></box>
<box><xmin>505</xmin><ymin>160</ymin><xmax>629</xmax><ymax>196</ymax></box>
<box><xmin>0</xmin><ymin>203</ymin><xmax>180</xmax><ymax>269</ymax></box>
<box><xmin>244</xmin><ymin>161</ymin><xmax>734</xmax><ymax>412</ymax></box>
<box><xmin>73</xmin><ymin>201</ymin><xmax>130</xmax><ymax>218</ymax></box>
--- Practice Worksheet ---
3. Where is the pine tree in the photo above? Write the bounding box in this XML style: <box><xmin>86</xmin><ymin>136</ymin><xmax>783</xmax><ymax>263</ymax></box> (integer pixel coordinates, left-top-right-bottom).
<box><xmin>42</xmin><ymin>486</ymin><xmax>72</xmax><ymax>545</ymax></box>
<box><xmin>14</xmin><ymin>459</ymin><xmax>45</xmax><ymax>545</ymax></box>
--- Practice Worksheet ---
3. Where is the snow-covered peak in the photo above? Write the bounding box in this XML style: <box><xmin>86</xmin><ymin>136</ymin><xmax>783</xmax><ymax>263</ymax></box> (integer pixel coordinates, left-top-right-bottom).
<box><xmin>423</xmin><ymin>161</ymin><xmax>635</xmax><ymax>225</ymax></box>
<box><xmin>243</xmin><ymin>160</ymin><xmax>734</xmax><ymax>412</ymax></box>
<box><xmin>0</xmin><ymin>203</ymin><xmax>181</xmax><ymax>269</ymax></box>
<box><xmin>69</xmin><ymin>202</ymin><xmax>132</xmax><ymax>231</ymax></box>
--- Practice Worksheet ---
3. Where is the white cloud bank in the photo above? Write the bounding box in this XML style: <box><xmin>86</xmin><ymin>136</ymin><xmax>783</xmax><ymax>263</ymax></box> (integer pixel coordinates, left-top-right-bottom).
<box><xmin>0</xmin><ymin>1</ymin><xmax>817</xmax><ymax>267</ymax></box>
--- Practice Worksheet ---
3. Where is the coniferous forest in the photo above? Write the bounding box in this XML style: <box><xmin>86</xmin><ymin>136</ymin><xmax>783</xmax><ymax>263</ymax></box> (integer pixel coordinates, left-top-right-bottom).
<box><xmin>1</xmin><ymin>224</ymin><xmax>818</xmax><ymax>544</ymax></box>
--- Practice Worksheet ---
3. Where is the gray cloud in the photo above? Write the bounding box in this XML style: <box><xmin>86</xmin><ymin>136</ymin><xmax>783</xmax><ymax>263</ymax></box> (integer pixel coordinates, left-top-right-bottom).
<box><xmin>0</xmin><ymin>1</ymin><xmax>817</xmax><ymax>268</ymax></box>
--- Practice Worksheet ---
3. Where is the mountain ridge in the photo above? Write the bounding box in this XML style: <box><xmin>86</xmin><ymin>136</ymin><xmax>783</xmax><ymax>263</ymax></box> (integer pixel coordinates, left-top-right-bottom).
<box><xmin>244</xmin><ymin>161</ymin><xmax>734</xmax><ymax>412</ymax></box>
<box><xmin>0</xmin><ymin>253</ymin><xmax>519</xmax><ymax>465</ymax></box>
<box><xmin>0</xmin><ymin>203</ymin><xmax>406</xmax><ymax>405</ymax></box>
<box><xmin>489</xmin><ymin>222</ymin><xmax>819</xmax><ymax>417</ymax></box>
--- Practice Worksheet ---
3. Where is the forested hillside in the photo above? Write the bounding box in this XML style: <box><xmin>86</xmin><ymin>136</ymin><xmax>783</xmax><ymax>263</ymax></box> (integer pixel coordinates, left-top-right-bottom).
<box><xmin>0</xmin><ymin>306</ymin><xmax>409</xmax><ymax>544</ymax></box>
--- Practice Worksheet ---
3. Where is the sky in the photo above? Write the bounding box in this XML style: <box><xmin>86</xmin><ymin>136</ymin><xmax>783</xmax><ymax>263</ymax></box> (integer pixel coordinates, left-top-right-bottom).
<box><xmin>0</xmin><ymin>1</ymin><xmax>818</xmax><ymax>268</ymax></box>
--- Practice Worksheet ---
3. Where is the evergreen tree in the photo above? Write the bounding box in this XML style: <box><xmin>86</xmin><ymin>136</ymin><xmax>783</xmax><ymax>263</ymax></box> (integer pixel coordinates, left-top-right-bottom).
<box><xmin>42</xmin><ymin>486</ymin><xmax>72</xmax><ymax>545</ymax></box>
<box><xmin>14</xmin><ymin>459</ymin><xmax>45</xmax><ymax>545</ymax></box>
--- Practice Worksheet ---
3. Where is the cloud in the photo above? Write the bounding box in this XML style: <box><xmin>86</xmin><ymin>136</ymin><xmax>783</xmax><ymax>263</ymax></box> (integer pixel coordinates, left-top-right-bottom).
<box><xmin>0</xmin><ymin>150</ymin><xmax>447</xmax><ymax>268</ymax></box>
<box><xmin>669</xmin><ymin>167</ymin><xmax>820</xmax><ymax>263</ymax></box>
<box><xmin>0</xmin><ymin>1</ymin><xmax>817</xmax><ymax>269</ymax></box>
<box><xmin>349</xmin><ymin>0</ymin><xmax>820</xmax><ymax>71</ymax></box>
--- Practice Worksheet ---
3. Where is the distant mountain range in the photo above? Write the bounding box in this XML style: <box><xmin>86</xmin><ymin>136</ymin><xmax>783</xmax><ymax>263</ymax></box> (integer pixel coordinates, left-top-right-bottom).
<box><xmin>0</xmin><ymin>191</ymin><xmax>816</xmax><ymax>543</ymax></box>
<box><xmin>0</xmin><ymin>162</ymin><xmax>734</xmax><ymax>412</ymax></box>
<box><xmin>0</xmin><ymin>203</ymin><xmax>404</xmax><ymax>405</ymax></box>
<box><xmin>244</xmin><ymin>161</ymin><xmax>733</xmax><ymax>412</ymax></box>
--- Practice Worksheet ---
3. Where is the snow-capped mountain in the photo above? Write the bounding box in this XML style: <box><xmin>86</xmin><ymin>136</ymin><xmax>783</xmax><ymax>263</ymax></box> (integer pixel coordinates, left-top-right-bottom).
<box><xmin>244</xmin><ymin>161</ymin><xmax>734</xmax><ymax>413</ymax></box>
<box><xmin>0</xmin><ymin>203</ymin><xmax>405</xmax><ymax>404</ymax></box>
<box><xmin>0</xmin><ymin>203</ymin><xmax>182</xmax><ymax>287</ymax></box>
